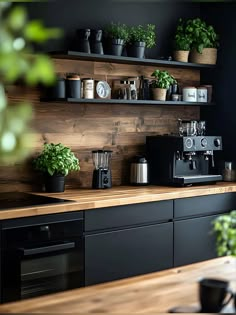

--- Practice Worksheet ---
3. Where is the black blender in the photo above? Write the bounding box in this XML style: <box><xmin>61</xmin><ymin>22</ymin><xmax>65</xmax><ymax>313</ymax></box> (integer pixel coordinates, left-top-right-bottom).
<box><xmin>92</xmin><ymin>150</ymin><xmax>112</xmax><ymax>189</ymax></box>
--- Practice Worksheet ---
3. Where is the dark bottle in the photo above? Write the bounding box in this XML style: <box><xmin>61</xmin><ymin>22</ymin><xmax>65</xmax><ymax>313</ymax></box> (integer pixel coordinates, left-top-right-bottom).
<box><xmin>77</xmin><ymin>28</ymin><xmax>91</xmax><ymax>53</ymax></box>
<box><xmin>90</xmin><ymin>29</ymin><xmax>104</xmax><ymax>54</ymax></box>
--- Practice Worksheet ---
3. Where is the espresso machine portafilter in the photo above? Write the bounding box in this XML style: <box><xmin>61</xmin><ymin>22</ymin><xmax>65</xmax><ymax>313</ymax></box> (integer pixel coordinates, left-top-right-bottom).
<box><xmin>92</xmin><ymin>150</ymin><xmax>112</xmax><ymax>189</ymax></box>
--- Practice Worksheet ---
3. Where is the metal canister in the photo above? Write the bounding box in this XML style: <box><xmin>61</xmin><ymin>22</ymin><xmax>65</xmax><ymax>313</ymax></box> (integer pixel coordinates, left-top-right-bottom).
<box><xmin>82</xmin><ymin>78</ymin><xmax>94</xmax><ymax>99</ymax></box>
<box><xmin>182</xmin><ymin>86</ymin><xmax>197</xmax><ymax>102</ymax></box>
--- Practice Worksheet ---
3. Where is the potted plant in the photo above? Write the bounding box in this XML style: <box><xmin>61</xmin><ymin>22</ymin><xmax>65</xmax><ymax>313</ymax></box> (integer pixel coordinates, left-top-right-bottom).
<box><xmin>126</xmin><ymin>24</ymin><xmax>156</xmax><ymax>58</ymax></box>
<box><xmin>212</xmin><ymin>210</ymin><xmax>236</xmax><ymax>257</ymax></box>
<box><xmin>173</xmin><ymin>18</ymin><xmax>192</xmax><ymax>62</ymax></box>
<box><xmin>185</xmin><ymin>18</ymin><xmax>219</xmax><ymax>64</ymax></box>
<box><xmin>33</xmin><ymin>143</ymin><xmax>80</xmax><ymax>192</ymax></box>
<box><xmin>104</xmin><ymin>22</ymin><xmax>129</xmax><ymax>56</ymax></box>
<box><xmin>150</xmin><ymin>69</ymin><xmax>176</xmax><ymax>101</ymax></box>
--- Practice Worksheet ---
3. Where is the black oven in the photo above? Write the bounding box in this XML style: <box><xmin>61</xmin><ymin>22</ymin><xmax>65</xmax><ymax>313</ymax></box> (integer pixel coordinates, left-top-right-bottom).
<box><xmin>0</xmin><ymin>211</ymin><xmax>84</xmax><ymax>303</ymax></box>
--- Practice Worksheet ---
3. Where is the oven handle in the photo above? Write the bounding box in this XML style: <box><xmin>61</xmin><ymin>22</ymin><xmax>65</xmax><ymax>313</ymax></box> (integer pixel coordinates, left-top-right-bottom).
<box><xmin>18</xmin><ymin>241</ymin><xmax>76</xmax><ymax>256</ymax></box>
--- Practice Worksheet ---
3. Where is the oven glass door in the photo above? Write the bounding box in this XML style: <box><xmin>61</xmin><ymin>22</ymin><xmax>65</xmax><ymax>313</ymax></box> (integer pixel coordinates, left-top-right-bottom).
<box><xmin>20</xmin><ymin>241</ymin><xmax>84</xmax><ymax>299</ymax></box>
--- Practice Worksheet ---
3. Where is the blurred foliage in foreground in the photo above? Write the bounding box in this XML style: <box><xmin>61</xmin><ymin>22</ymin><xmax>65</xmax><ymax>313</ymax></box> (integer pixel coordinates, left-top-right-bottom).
<box><xmin>0</xmin><ymin>2</ymin><xmax>62</xmax><ymax>165</ymax></box>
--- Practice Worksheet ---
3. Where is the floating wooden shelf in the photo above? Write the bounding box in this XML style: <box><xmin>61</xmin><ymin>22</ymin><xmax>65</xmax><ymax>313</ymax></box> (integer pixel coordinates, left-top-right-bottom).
<box><xmin>40</xmin><ymin>98</ymin><xmax>215</xmax><ymax>106</ymax></box>
<box><xmin>49</xmin><ymin>51</ymin><xmax>216</xmax><ymax>69</ymax></box>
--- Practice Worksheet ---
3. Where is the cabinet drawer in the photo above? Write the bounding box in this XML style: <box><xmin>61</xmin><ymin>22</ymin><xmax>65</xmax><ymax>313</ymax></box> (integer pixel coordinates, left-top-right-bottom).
<box><xmin>174</xmin><ymin>193</ymin><xmax>236</xmax><ymax>219</ymax></box>
<box><xmin>85</xmin><ymin>200</ymin><xmax>173</xmax><ymax>232</ymax></box>
<box><xmin>174</xmin><ymin>214</ymin><xmax>219</xmax><ymax>267</ymax></box>
<box><xmin>85</xmin><ymin>222</ymin><xmax>173</xmax><ymax>285</ymax></box>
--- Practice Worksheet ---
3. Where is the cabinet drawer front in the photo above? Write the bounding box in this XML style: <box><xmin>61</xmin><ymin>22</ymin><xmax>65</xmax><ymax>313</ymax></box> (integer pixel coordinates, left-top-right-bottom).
<box><xmin>174</xmin><ymin>214</ymin><xmax>219</xmax><ymax>267</ymax></box>
<box><xmin>85</xmin><ymin>222</ymin><xmax>173</xmax><ymax>285</ymax></box>
<box><xmin>85</xmin><ymin>200</ymin><xmax>173</xmax><ymax>232</ymax></box>
<box><xmin>174</xmin><ymin>193</ymin><xmax>236</xmax><ymax>219</ymax></box>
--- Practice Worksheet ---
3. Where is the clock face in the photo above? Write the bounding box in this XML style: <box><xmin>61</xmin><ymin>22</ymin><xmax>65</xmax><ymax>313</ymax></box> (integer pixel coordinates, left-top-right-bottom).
<box><xmin>96</xmin><ymin>81</ymin><xmax>111</xmax><ymax>99</ymax></box>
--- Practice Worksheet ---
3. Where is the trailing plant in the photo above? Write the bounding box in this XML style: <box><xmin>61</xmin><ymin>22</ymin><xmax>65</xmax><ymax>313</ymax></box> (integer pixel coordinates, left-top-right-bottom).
<box><xmin>33</xmin><ymin>143</ymin><xmax>80</xmax><ymax>176</ymax></box>
<box><xmin>151</xmin><ymin>69</ymin><xmax>175</xmax><ymax>89</ymax></box>
<box><xmin>173</xmin><ymin>18</ymin><xmax>192</xmax><ymax>51</ymax></box>
<box><xmin>105</xmin><ymin>22</ymin><xmax>129</xmax><ymax>43</ymax></box>
<box><xmin>212</xmin><ymin>210</ymin><xmax>236</xmax><ymax>256</ymax></box>
<box><xmin>185</xmin><ymin>17</ymin><xmax>219</xmax><ymax>53</ymax></box>
<box><xmin>128</xmin><ymin>24</ymin><xmax>156</xmax><ymax>48</ymax></box>
<box><xmin>0</xmin><ymin>3</ymin><xmax>62</xmax><ymax>164</ymax></box>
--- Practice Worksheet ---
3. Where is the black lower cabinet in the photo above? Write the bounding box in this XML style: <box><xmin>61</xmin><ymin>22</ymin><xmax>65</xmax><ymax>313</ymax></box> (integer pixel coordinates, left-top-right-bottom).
<box><xmin>85</xmin><ymin>222</ymin><xmax>173</xmax><ymax>285</ymax></box>
<box><xmin>174</xmin><ymin>214</ymin><xmax>220</xmax><ymax>267</ymax></box>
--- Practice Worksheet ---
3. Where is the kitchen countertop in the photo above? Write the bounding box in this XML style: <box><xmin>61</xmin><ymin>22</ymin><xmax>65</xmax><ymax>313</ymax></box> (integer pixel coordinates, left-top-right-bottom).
<box><xmin>0</xmin><ymin>256</ymin><xmax>235</xmax><ymax>313</ymax></box>
<box><xmin>1</xmin><ymin>182</ymin><xmax>236</xmax><ymax>220</ymax></box>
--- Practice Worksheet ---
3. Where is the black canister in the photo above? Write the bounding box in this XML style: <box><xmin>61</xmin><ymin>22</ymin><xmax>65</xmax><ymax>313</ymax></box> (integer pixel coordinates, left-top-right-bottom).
<box><xmin>48</xmin><ymin>78</ymin><xmax>65</xmax><ymax>99</ymax></box>
<box><xmin>66</xmin><ymin>75</ymin><xmax>81</xmax><ymax>99</ymax></box>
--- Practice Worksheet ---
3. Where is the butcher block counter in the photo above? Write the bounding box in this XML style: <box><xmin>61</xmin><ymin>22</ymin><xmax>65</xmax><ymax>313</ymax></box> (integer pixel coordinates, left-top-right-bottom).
<box><xmin>0</xmin><ymin>256</ymin><xmax>235</xmax><ymax>313</ymax></box>
<box><xmin>1</xmin><ymin>182</ymin><xmax>236</xmax><ymax>220</ymax></box>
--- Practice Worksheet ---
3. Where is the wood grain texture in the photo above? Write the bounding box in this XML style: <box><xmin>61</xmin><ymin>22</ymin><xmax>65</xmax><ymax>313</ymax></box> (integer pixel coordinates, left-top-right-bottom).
<box><xmin>0</xmin><ymin>182</ymin><xmax>235</xmax><ymax>220</ymax></box>
<box><xmin>0</xmin><ymin>256</ymin><xmax>235</xmax><ymax>313</ymax></box>
<box><xmin>1</xmin><ymin>58</ymin><xmax>200</xmax><ymax>191</ymax></box>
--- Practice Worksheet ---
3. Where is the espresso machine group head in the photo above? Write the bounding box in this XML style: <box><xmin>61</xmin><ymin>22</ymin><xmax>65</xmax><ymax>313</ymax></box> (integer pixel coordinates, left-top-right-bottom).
<box><xmin>146</xmin><ymin>135</ymin><xmax>223</xmax><ymax>186</ymax></box>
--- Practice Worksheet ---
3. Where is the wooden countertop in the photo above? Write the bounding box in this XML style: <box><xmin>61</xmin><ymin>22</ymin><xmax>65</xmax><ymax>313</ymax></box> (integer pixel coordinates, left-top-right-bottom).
<box><xmin>0</xmin><ymin>256</ymin><xmax>235</xmax><ymax>313</ymax></box>
<box><xmin>1</xmin><ymin>182</ymin><xmax>236</xmax><ymax>220</ymax></box>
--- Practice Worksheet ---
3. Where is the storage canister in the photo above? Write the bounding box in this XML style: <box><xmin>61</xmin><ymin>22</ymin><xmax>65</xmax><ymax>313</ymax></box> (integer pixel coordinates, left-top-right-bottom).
<box><xmin>197</xmin><ymin>87</ymin><xmax>208</xmax><ymax>103</ymax></box>
<box><xmin>82</xmin><ymin>78</ymin><xmax>94</xmax><ymax>99</ymax></box>
<box><xmin>182</xmin><ymin>86</ymin><xmax>197</xmax><ymax>102</ymax></box>
<box><xmin>66</xmin><ymin>74</ymin><xmax>81</xmax><ymax>99</ymax></box>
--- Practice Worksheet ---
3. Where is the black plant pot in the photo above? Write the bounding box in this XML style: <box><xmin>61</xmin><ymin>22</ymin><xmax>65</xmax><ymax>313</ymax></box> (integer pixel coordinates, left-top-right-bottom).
<box><xmin>44</xmin><ymin>174</ymin><xmax>65</xmax><ymax>193</ymax></box>
<box><xmin>110</xmin><ymin>38</ymin><xmax>124</xmax><ymax>56</ymax></box>
<box><xmin>127</xmin><ymin>41</ymin><xmax>146</xmax><ymax>58</ymax></box>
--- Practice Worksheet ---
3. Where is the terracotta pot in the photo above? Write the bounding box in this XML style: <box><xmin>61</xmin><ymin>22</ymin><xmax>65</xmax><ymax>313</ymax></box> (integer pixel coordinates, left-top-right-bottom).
<box><xmin>173</xmin><ymin>50</ymin><xmax>189</xmax><ymax>63</ymax></box>
<box><xmin>152</xmin><ymin>88</ymin><xmax>167</xmax><ymax>101</ymax></box>
<box><xmin>189</xmin><ymin>48</ymin><xmax>217</xmax><ymax>65</ymax></box>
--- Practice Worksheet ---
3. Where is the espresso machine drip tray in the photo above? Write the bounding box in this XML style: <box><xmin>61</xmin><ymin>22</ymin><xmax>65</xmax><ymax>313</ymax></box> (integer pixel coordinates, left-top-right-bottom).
<box><xmin>173</xmin><ymin>174</ymin><xmax>222</xmax><ymax>185</ymax></box>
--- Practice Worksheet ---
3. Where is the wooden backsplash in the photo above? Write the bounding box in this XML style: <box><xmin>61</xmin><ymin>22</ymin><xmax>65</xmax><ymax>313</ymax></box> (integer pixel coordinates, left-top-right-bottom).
<box><xmin>1</xmin><ymin>58</ymin><xmax>200</xmax><ymax>191</ymax></box>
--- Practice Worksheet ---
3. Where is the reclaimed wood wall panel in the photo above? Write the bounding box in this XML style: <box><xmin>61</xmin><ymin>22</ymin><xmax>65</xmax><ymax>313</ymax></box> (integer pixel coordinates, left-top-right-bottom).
<box><xmin>0</xmin><ymin>59</ymin><xmax>200</xmax><ymax>191</ymax></box>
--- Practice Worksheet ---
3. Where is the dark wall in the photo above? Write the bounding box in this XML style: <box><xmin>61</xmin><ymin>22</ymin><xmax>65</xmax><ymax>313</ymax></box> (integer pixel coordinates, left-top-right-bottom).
<box><xmin>201</xmin><ymin>3</ymin><xmax>236</xmax><ymax>162</ymax></box>
<box><xmin>24</xmin><ymin>0</ymin><xmax>200</xmax><ymax>58</ymax></box>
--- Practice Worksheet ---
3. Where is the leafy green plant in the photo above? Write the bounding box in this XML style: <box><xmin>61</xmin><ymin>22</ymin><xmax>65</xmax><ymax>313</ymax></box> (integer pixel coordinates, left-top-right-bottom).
<box><xmin>212</xmin><ymin>210</ymin><xmax>236</xmax><ymax>256</ymax></box>
<box><xmin>185</xmin><ymin>18</ymin><xmax>219</xmax><ymax>53</ymax></box>
<box><xmin>174</xmin><ymin>18</ymin><xmax>192</xmax><ymax>51</ymax></box>
<box><xmin>33</xmin><ymin>143</ymin><xmax>80</xmax><ymax>176</ymax></box>
<box><xmin>128</xmin><ymin>24</ymin><xmax>156</xmax><ymax>48</ymax></box>
<box><xmin>105</xmin><ymin>22</ymin><xmax>129</xmax><ymax>43</ymax></box>
<box><xmin>151</xmin><ymin>69</ymin><xmax>175</xmax><ymax>89</ymax></box>
<box><xmin>0</xmin><ymin>3</ymin><xmax>62</xmax><ymax>164</ymax></box>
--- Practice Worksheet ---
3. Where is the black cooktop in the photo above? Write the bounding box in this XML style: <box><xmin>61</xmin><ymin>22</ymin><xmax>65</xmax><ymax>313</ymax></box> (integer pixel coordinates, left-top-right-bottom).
<box><xmin>0</xmin><ymin>192</ymin><xmax>74</xmax><ymax>210</ymax></box>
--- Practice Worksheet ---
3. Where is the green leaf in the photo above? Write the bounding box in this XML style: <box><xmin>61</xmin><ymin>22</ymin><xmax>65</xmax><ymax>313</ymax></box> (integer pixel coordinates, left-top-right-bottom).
<box><xmin>24</xmin><ymin>20</ymin><xmax>62</xmax><ymax>43</ymax></box>
<box><xmin>7</xmin><ymin>6</ymin><xmax>27</xmax><ymax>31</ymax></box>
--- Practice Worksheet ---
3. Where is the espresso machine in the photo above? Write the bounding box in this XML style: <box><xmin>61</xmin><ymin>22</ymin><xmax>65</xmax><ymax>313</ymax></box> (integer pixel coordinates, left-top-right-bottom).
<box><xmin>92</xmin><ymin>150</ymin><xmax>112</xmax><ymax>189</ymax></box>
<box><xmin>146</xmin><ymin>135</ymin><xmax>223</xmax><ymax>186</ymax></box>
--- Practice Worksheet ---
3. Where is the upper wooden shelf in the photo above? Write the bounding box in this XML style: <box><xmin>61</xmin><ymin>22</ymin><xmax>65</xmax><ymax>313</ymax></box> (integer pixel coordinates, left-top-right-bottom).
<box><xmin>50</xmin><ymin>51</ymin><xmax>216</xmax><ymax>69</ymax></box>
<box><xmin>40</xmin><ymin>98</ymin><xmax>215</xmax><ymax>106</ymax></box>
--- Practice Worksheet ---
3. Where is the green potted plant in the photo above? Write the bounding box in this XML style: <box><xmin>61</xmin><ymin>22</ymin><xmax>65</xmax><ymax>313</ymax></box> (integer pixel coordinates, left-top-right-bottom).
<box><xmin>127</xmin><ymin>24</ymin><xmax>156</xmax><ymax>58</ymax></box>
<box><xmin>173</xmin><ymin>18</ymin><xmax>192</xmax><ymax>62</ymax></box>
<box><xmin>105</xmin><ymin>22</ymin><xmax>129</xmax><ymax>56</ymax></box>
<box><xmin>185</xmin><ymin>18</ymin><xmax>219</xmax><ymax>64</ymax></box>
<box><xmin>212</xmin><ymin>210</ymin><xmax>236</xmax><ymax>257</ymax></box>
<box><xmin>150</xmin><ymin>69</ymin><xmax>175</xmax><ymax>101</ymax></box>
<box><xmin>33</xmin><ymin>143</ymin><xmax>80</xmax><ymax>192</ymax></box>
